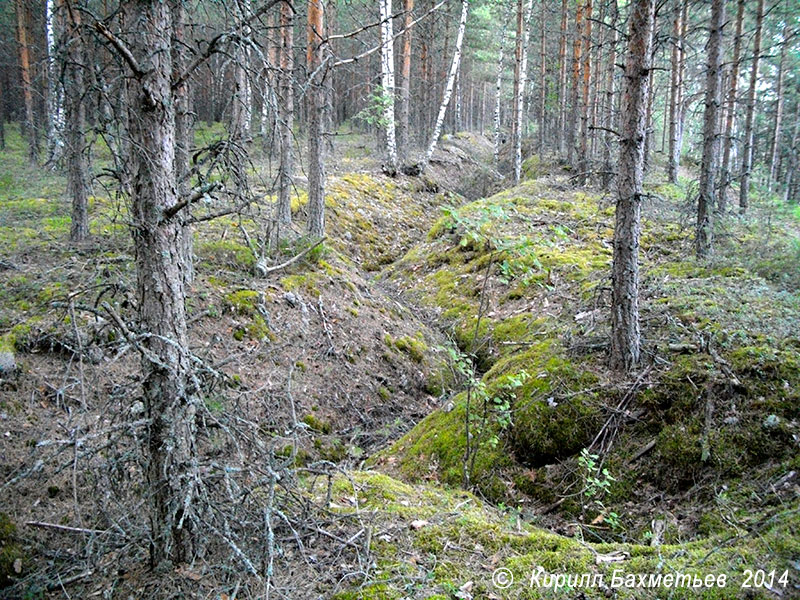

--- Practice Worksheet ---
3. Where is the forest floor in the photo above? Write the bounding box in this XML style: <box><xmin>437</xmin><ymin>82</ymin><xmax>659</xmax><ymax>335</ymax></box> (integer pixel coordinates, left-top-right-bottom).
<box><xmin>1</xmin><ymin>124</ymin><xmax>799</xmax><ymax>599</ymax></box>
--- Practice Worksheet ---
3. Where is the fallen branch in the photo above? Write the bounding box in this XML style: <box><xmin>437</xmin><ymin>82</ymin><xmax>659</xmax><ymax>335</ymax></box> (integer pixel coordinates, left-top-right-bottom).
<box><xmin>261</xmin><ymin>237</ymin><xmax>326</xmax><ymax>275</ymax></box>
<box><xmin>26</xmin><ymin>521</ymin><xmax>111</xmax><ymax>536</ymax></box>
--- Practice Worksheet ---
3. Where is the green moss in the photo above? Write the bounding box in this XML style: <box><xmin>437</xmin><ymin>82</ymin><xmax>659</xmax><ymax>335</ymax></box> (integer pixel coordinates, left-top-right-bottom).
<box><xmin>197</xmin><ymin>239</ymin><xmax>256</xmax><ymax>269</ymax></box>
<box><xmin>224</xmin><ymin>289</ymin><xmax>260</xmax><ymax>314</ymax></box>
<box><xmin>0</xmin><ymin>513</ymin><xmax>23</xmax><ymax>588</ymax></box>
<box><xmin>302</xmin><ymin>413</ymin><xmax>332</xmax><ymax>434</ymax></box>
<box><xmin>377</xmin><ymin>386</ymin><xmax>391</xmax><ymax>401</ymax></box>
<box><xmin>393</xmin><ymin>334</ymin><xmax>428</xmax><ymax>363</ymax></box>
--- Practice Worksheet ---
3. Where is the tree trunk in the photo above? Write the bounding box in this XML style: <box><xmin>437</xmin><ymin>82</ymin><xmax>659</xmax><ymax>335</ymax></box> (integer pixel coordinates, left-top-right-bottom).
<box><xmin>122</xmin><ymin>0</ymin><xmax>199</xmax><ymax>568</ymax></box>
<box><xmin>45</xmin><ymin>0</ymin><xmax>64</xmax><ymax>167</ymax></box>
<box><xmin>306</xmin><ymin>0</ymin><xmax>326</xmax><ymax>239</ymax></box>
<box><xmin>783</xmin><ymin>99</ymin><xmax>800</xmax><ymax>204</ymax></box>
<box><xmin>397</xmin><ymin>0</ymin><xmax>414</xmax><ymax>163</ymax></box>
<box><xmin>538</xmin><ymin>0</ymin><xmax>546</xmax><ymax>152</ymax></box>
<box><xmin>696</xmin><ymin>0</ymin><xmax>725</xmax><ymax>259</ymax></box>
<box><xmin>379</xmin><ymin>0</ymin><xmax>398</xmax><ymax>173</ymax></box>
<box><xmin>0</xmin><ymin>73</ymin><xmax>5</xmax><ymax>150</ymax></box>
<box><xmin>172</xmin><ymin>0</ymin><xmax>193</xmax><ymax>283</ymax></box>
<box><xmin>556</xmin><ymin>0</ymin><xmax>568</xmax><ymax>156</ymax></box>
<box><xmin>493</xmin><ymin>2</ymin><xmax>512</xmax><ymax>166</ymax></box>
<box><xmin>739</xmin><ymin>0</ymin><xmax>764</xmax><ymax>215</ymax></box>
<box><xmin>642</xmin><ymin>66</ymin><xmax>654</xmax><ymax>172</ymax></box>
<box><xmin>601</xmin><ymin>0</ymin><xmax>618</xmax><ymax>188</ymax></box>
<box><xmin>63</xmin><ymin>0</ymin><xmax>89</xmax><ymax>242</ymax></box>
<box><xmin>15</xmin><ymin>0</ymin><xmax>39</xmax><ymax>165</ymax></box>
<box><xmin>610</xmin><ymin>0</ymin><xmax>654</xmax><ymax>373</ymax></box>
<box><xmin>577</xmin><ymin>0</ymin><xmax>592</xmax><ymax>182</ymax></box>
<box><xmin>767</xmin><ymin>27</ymin><xmax>788</xmax><ymax>193</ymax></box>
<box><xmin>276</xmin><ymin>0</ymin><xmax>294</xmax><ymax>232</ymax></box>
<box><xmin>718</xmin><ymin>0</ymin><xmax>744</xmax><ymax>210</ymax></box>
<box><xmin>423</xmin><ymin>0</ymin><xmax>469</xmax><ymax>167</ymax></box>
<box><xmin>512</xmin><ymin>0</ymin><xmax>533</xmax><ymax>183</ymax></box>
<box><xmin>567</xmin><ymin>0</ymin><xmax>583</xmax><ymax>166</ymax></box>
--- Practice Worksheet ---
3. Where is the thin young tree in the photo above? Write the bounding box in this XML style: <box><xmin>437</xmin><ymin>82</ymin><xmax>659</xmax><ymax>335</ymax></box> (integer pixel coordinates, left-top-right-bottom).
<box><xmin>696</xmin><ymin>0</ymin><xmax>725</xmax><ymax>258</ymax></box>
<box><xmin>556</xmin><ymin>0</ymin><xmax>568</xmax><ymax>155</ymax></box>
<box><xmin>276</xmin><ymin>0</ymin><xmax>294</xmax><ymax>233</ymax></box>
<box><xmin>307</xmin><ymin>0</ymin><xmax>326</xmax><ymax>238</ymax></box>
<box><xmin>173</xmin><ymin>0</ymin><xmax>193</xmax><ymax>281</ymax></box>
<box><xmin>610</xmin><ymin>0</ymin><xmax>655</xmax><ymax>373</ymax></box>
<box><xmin>739</xmin><ymin>0</ymin><xmax>765</xmax><ymax>215</ymax></box>
<box><xmin>767</xmin><ymin>26</ymin><xmax>789</xmax><ymax>193</ymax></box>
<box><xmin>718</xmin><ymin>0</ymin><xmax>744</xmax><ymax>210</ymax></box>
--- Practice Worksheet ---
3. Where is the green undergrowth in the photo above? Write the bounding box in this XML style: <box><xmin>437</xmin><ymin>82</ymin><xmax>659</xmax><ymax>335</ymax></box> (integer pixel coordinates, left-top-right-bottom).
<box><xmin>378</xmin><ymin>174</ymin><xmax>800</xmax><ymax>543</ymax></box>
<box><xmin>324</xmin><ymin>471</ymin><xmax>797</xmax><ymax>599</ymax></box>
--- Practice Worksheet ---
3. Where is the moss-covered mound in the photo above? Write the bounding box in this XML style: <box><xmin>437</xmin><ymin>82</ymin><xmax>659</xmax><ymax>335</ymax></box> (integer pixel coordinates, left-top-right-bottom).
<box><xmin>375</xmin><ymin>176</ymin><xmax>800</xmax><ymax>547</ymax></box>
<box><xmin>326</xmin><ymin>471</ymin><xmax>798</xmax><ymax>599</ymax></box>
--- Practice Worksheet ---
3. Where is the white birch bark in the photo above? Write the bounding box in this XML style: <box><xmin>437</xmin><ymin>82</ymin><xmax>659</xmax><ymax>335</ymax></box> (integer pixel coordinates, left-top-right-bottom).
<box><xmin>379</xmin><ymin>0</ymin><xmax>398</xmax><ymax>173</ymax></box>
<box><xmin>512</xmin><ymin>0</ymin><xmax>534</xmax><ymax>184</ymax></box>
<box><xmin>45</xmin><ymin>0</ymin><xmax>64</xmax><ymax>166</ymax></box>
<box><xmin>492</xmin><ymin>4</ymin><xmax>511</xmax><ymax>166</ymax></box>
<box><xmin>423</xmin><ymin>0</ymin><xmax>469</xmax><ymax>167</ymax></box>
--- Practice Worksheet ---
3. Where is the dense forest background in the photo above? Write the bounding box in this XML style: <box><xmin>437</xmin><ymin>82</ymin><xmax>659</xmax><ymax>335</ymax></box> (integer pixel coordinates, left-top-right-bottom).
<box><xmin>0</xmin><ymin>0</ymin><xmax>799</xmax><ymax>598</ymax></box>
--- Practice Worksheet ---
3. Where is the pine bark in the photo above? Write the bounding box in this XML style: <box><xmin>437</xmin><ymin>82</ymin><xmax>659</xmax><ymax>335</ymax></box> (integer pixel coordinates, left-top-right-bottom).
<box><xmin>172</xmin><ymin>0</ymin><xmax>193</xmax><ymax>283</ymax></box>
<box><xmin>601</xmin><ymin>0</ymin><xmax>618</xmax><ymax>188</ymax></box>
<box><xmin>63</xmin><ymin>0</ymin><xmax>89</xmax><ymax>242</ymax></box>
<box><xmin>276</xmin><ymin>1</ymin><xmax>294</xmax><ymax>231</ymax></box>
<box><xmin>556</xmin><ymin>0</ymin><xmax>568</xmax><ymax>156</ymax></box>
<box><xmin>696</xmin><ymin>0</ymin><xmax>725</xmax><ymax>258</ymax></box>
<box><xmin>15</xmin><ymin>0</ymin><xmax>39</xmax><ymax>165</ymax></box>
<box><xmin>718</xmin><ymin>0</ymin><xmax>744</xmax><ymax>210</ymax></box>
<box><xmin>397</xmin><ymin>0</ymin><xmax>414</xmax><ymax>163</ymax></box>
<box><xmin>767</xmin><ymin>27</ymin><xmax>788</xmax><ymax>193</ymax></box>
<box><xmin>538</xmin><ymin>0</ymin><xmax>546</xmax><ymax>152</ymax></box>
<box><xmin>567</xmin><ymin>0</ymin><xmax>583</xmax><ymax>165</ymax></box>
<box><xmin>739</xmin><ymin>0</ymin><xmax>764</xmax><ymax>215</ymax></box>
<box><xmin>122</xmin><ymin>0</ymin><xmax>200</xmax><ymax>567</ymax></box>
<box><xmin>610</xmin><ymin>0</ymin><xmax>655</xmax><ymax>373</ymax></box>
<box><xmin>306</xmin><ymin>0</ymin><xmax>326</xmax><ymax>239</ymax></box>
<box><xmin>577</xmin><ymin>0</ymin><xmax>592</xmax><ymax>181</ymax></box>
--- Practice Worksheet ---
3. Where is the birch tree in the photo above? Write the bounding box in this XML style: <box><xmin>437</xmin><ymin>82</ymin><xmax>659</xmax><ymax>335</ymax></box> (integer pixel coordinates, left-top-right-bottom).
<box><xmin>379</xmin><ymin>0</ymin><xmax>398</xmax><ymax>174</ymax></box>
<box><xmin>512</xmin><ymin>0</ymin><xmax>533</xmax><ymax>184</ymax></box>
<box><xmin>423</xmin><ymin>0</ymin><xmax>469</xmax><ymax>167</ymax></box>
<box><xmin>45</xmin><ymin>0</ymin><xmax>64</xmax><ymax>166</ymax></box>
<box><xmin>493</xmin><ymin>3</ymin><xmax>511</xmax><ymax>166</ymax></box>
<box><xmin>610</xmin><ymin>0</ymin><xmax>655</xmax><ymax>372</ymax></box>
